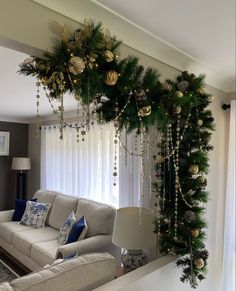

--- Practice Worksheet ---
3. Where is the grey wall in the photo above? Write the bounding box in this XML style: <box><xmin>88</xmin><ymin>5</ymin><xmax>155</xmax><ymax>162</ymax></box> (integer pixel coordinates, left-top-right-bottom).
<box><xmin>0</xmin><ymin>121</ymin><xmax>28</xmax><ymax>210</ymax></box>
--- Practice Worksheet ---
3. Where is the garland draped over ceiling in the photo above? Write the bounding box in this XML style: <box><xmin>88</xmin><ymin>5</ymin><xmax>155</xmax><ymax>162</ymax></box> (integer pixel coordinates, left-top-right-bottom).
<box><xmin>19</xmin><ymin>20</ymin><xmax>214</xmax><ymax>288</ymax></box>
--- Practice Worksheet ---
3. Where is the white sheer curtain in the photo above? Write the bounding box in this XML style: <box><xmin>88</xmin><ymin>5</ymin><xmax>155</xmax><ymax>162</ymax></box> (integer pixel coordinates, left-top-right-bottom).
<box><xmin>221</xmin><ymin>100</ymin><xmax>235</xmax><ymax>291</ymax></box>
<box><xmin>40</xmin><ymin>122</ymin><xmax>119</xmax><ymax>207</ymax></box>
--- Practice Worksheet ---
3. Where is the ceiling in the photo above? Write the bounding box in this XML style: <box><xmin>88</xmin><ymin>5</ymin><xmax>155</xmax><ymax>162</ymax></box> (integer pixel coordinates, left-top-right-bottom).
<box><xmin>0</xmin><ymin>0</ymin><xmax>235</xmax><ymax>123</ymax></box>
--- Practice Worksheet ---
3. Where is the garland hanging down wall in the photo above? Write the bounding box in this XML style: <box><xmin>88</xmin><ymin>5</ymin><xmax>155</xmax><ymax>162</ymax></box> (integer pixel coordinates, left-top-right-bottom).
<box><xmin>19</xmin><ymin>20</ymin><xmax>214</xmax><ymax>288</ymax></box>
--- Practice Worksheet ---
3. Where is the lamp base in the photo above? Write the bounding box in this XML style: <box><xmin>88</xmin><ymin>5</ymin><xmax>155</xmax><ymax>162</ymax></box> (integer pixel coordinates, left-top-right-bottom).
<box><xmin>121</xmin><ymin>249</ymin><xmax>148</xmax><ymax>273</ymax></box>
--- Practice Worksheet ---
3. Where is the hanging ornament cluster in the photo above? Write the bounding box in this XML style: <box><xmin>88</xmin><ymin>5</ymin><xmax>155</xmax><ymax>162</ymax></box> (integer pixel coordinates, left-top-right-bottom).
<box><xmin>18</xmin><ymin>19</ymin><xmax>215</xmax><ymax>289</ymax></box>
<box><xmin>153</xmin><ymin>71</ymin><xmax>214</xmax><ymax>289</ymax></box>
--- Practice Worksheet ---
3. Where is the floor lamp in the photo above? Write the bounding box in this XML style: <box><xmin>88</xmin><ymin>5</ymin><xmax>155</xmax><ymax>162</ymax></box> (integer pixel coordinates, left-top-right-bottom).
<box><xmin>11</xmin><ymin>157</ymin><xmax>31</xmax><ymax>200</ymax></box>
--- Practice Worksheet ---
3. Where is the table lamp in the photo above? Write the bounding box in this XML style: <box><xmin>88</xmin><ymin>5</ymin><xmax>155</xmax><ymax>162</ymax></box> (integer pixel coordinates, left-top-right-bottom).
<box><xmin>12</xmin><ymin>157</ymin><xmax>31</xmax><ymax>200</ymax></box>
<box><xmin>112</xmin><ymin>207</ymin><xmax>156</xmax><ymax>273</ymax></box>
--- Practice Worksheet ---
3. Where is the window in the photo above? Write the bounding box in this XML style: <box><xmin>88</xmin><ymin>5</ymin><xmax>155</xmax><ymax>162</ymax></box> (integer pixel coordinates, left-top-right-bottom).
<box><xmin>40</xmin><ymin>122</ymin><xmax>119</xmax><ymax>207</ymax></box>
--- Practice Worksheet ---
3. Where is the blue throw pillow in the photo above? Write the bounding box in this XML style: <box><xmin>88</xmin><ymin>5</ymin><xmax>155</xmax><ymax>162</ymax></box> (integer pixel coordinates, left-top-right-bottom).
<box><xmin>66</xmin><ymin>216</ymin><xmax>88</xmax><ymax>244</ymax></box>
<box><xmin>12</xmin><ymin>198</ymin><xmax>37</xmax><ymax>221</ymax></box>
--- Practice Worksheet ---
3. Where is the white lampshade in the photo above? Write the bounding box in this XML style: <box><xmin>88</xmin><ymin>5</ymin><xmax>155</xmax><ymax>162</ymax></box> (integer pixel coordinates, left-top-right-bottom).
<box><xmin>112</xmin><ymin>207</ymin><xmax>156</xmax><ymax>250</ymax></box>
<box><xmin>11</xmin><ymin>157</ymin><xmax>31</xmax><ymax>170</ymax></box>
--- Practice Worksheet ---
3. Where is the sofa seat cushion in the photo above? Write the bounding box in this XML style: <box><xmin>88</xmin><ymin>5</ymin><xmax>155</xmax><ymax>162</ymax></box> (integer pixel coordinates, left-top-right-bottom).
<box><xmin>12</xmin><ymin>227</ymin><xmax>59</xmax><ymax>257</ymax></box>
<box><xmin>0</xmin><ymin>222</ymin><xmax>34</xmax><ymax>244</ymax></box>
<box><xmin>31</xmin><ymin>240</ymin><xmax>59</xmax><ymax>267</ymax></box>
<box><xmin>75</xmin><ymin>198</ymin><xmax>116</xmax><ymax>237</ymax></box>
<box><xmin>48</xmin><ymin>195</ymin><xmax>78</xmax><ymax>230</ymax></box>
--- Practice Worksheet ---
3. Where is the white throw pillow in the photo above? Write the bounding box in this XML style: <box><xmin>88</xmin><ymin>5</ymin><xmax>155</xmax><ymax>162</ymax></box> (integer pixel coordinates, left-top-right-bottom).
<box><xmin>58</xmin><ymin>211</ymin><xmax>76</xmax><ymax>245</ymax></box>
<box><xmin>20</xmin><ymin>201</ymin><xmax>51</xmax><ymax>228</ymax></box>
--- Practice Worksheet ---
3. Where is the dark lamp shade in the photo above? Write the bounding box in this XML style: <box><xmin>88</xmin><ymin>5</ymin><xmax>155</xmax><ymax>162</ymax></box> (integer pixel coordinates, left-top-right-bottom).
<box><xmin>112</xmin><ymin>207</ymin><xmax>156</xmax><ymax>250</ymax></box>
<box><xmin>11</xmin><ymin>157</ymin><xmax>31</xmax><ymax>170</ymax></box>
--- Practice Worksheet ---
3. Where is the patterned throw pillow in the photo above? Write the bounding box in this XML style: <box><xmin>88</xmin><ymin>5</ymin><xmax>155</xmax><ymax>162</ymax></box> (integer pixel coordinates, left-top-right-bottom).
<box><xmin>58</xmin><ymin>212</ymin><xmax>76</xmax><ymax>245</ymax></box>
<box><xmin>20</xmin><ymin>201</ymin><xmax>51</xmax><ymax>228</ymax></box>
<box><xmin>66</xmin><ymin>216</ymin><xmax>88</xmax><ymax>244</ymax></box>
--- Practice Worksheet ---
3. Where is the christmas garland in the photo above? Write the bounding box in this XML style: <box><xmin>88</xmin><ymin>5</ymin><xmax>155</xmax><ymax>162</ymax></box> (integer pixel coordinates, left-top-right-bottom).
<box><xmin>18</xmin><ymin>20</ymin><xmax>214</xmax><ymax>288</ymax></box>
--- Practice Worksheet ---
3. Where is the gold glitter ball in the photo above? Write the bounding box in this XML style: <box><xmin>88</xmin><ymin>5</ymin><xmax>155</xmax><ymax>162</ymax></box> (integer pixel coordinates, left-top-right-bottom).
<box><xmin>191</xmin><ymin>229</ymin><xmax>199</xmax><ymax>238</ymax></box>
<box><xmin>188</xmin><ymin>164</ymin><xmax>199</xmax><ymax>175</ymax></box>
<box><xmin>104</xmin><ymin>50</ymin><xmax>114</xmax><ymax>62</ymax></box>
<box><xmin>175</xmin><ymin>91</ymin><xmax>183</xmax><ymax>98</ymax></box>
<box><xmin>105</xmin><ymin>70</ymin><xmax>119</xmax><ymax>86</ymax></box>
<box><xmin>175</xmin><ymin>106</ymin><xmax>182</xmax><ymax>114</ymax></box>
<box><xmin>197</xmin><ymin>175</ymin><xmax>205</xmax><ymax>183</ymax></box>
<box><xmin>197</xmin><ymin>119</ymin><xmax>203</xmax><ymax>126</ymax></box>
<box><xmin>194</xmin><ymin>258</ymin><xmax>204</xmax><ymax>269</ymax></box>
<box><xmin>68</xmin><ymin>56</ymin><xmax>85</xmax><ymax>75</ymax></box>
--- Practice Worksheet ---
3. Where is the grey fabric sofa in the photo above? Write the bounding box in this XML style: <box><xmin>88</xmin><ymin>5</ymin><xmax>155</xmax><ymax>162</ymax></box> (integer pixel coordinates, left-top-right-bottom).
<box><xmin>0</xmin><ymin>190</ymin><xmax>119</xmax><ymax>271</ymax></box>
<box><xmin>0</xmin><ymin>252</ymin><xmax>116</xmax><ymax>291</ymax></box>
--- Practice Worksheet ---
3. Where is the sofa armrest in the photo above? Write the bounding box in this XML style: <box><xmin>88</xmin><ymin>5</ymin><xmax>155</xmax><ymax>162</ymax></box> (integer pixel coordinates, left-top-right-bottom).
<box><xmin>57</xmin><ymin>234</ymin><xmax>113</xmax><ymax>259</ymax></box>
<box><xmin>0</xmin><ymin>210</ymin><xmax>14</xmax><ymax>223</ymax></box>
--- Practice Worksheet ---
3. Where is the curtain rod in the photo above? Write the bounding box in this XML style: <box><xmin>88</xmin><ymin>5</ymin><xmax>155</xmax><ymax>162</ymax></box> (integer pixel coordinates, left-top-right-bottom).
<box><xmin>222</xmin><ymin>104</ymin><xmax>231</xmax><ymax>110</ymax></box>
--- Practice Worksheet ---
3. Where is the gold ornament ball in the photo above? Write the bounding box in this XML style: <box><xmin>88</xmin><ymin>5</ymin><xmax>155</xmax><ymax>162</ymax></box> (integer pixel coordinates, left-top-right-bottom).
<box><xmin>189</xmin><ymin>164</ymin><xmax>199</xmax><ymax>175</ymax></box>
<box><xmin>191</xmin><ymin>229</ymin><xmax>200</xmax><ymax>238</ymax></box>
<box><xmin>197</xmin><ymin>119</ymin><xmax>203</xmax><ymax>126</ymax></box>
<box><xmin>175</xmin><ymin>106</ymin><xmax>182</xmax><ymax>114</ymax></box>
<box><xmin>104</xmin><ymin>50</ymin><xmax>114</xmax><ymax>62</ymax></box>
<box><xmin>175</xmin><ymin>91</ymin><xmax>184</xmax><ymax>98</ymax></box>
<box><xmin>105</xmin><ymin>70</ymin><xmax>119</xmax><ymax>86</ymax></box>
<box><xmin>138</xmin><ymin>106</ymin><xmax>152</xmax><ymax>117</ymax></box>
<box><xmin>197</xmin><ymin>88</ymin><xmax>205</xmax><ymax>95</ymax></box>
<box><xmin>197</xmin><ymin>175</ymin><xmax>205</xmax><ymax>183</ymax></box>
<box><xmin>68</xmin><ymin>56</ymin><xmax>85</xmax><ymax>75</ymax></box>
<box><xmin>194</xmin><ymin>258</ymin><xmax>204</xmax><ymax>269</ymax></box>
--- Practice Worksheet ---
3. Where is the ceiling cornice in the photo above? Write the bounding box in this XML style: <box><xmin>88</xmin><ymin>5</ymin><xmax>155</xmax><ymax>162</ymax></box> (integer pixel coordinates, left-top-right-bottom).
<box><xmin>32</xmin><ymin>0</ymin><xmax>235</xmax><ymax>92</ymax></box>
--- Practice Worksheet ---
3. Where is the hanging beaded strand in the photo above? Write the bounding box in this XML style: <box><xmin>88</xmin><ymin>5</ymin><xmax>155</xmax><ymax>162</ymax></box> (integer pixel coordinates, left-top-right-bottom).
<box><xmin>35</xmin><ymin>81</ymin><xmax>41</xmax><ymax>138</ymax></box>
<box><xmin>59</xmin><ymin>94</ymin><xmax>64</xmax><ymax>139</ymax></box>
<box><xmin>113</xmin><ymin>127</ymin><xmax>119</xmax><ymax>186</ymax></box>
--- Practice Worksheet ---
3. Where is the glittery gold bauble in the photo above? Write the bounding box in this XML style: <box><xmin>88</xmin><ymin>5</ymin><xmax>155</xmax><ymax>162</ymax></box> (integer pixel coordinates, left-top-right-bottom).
<box><xmin>197</xmin><ymin>175</ymin><xmax>205</xmax><ymax>183</ymax></box>
<box><xmin>194</xmin><ymin>258</ymin><xmax>204</xmax><ymax>269</ymax></box>
<box><xmin>175</xmin><ymin>91</ymin><xmax>183</xmax><ymax>98</ymax></box>
<box><xmin>191</xmin><ymin>229</ymin><xmax>199</xmax><ymax>238</ymax></box>
<box><xmin>104</xmin><ymin>50</ymin><xmax>114</xmax><ymax>62</ymax></box>
<box><xmin>68</xmin><ymin>56</ymin><xmax>85</xmax><ymax>75</ymax></box>
<box><xmin>188</xmin><ymin>164</ymin><xmax>199</xmax><ymax>175</ymax></box>
<box><xmin>197</xmin><ymin>119</ymin><xmax>203</xmax><ymax>126</ymax></box>
<box><xmin>162</xmin><ymin>82</ymin><xmax>172</xmax><ymax>92</ymax></box>
<box><xmin>138</xmin><ymin>106</ymin><xmax>152</xmax><ymax>117</ymax></box>
<box><xmin>175</xmin><ymin>106</ymin><xmax>182</xmax><ymax>114</ymax></box>
<box><xmin>105</xmin><ymin>70</ymin><xmax>119</xmax><ymax>86</ymax></box>
<box><xmin>197</xmin><ymin>88</ymin><xmax>205</xmax><ymax>95</ymax></box>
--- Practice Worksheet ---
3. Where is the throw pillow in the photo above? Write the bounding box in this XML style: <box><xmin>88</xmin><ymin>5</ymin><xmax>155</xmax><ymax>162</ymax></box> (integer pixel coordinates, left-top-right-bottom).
<box><xmin>12</xmin><ymin>198</ymin><xmax>37</xmax><ymax>221</ymax></box>
<box><xmin>66</xmin><ymin>216</ymin><xmax>88</xmax><ymax>244</ymax></box>
<box><xmin>58</xmin><ymin>211</ymin><xmax>76</xmax><ymax>245</ymax></box>
<box><xmin>31</xmin><ymin>202</ymin><xmax>51</xmax><ymax>228</ymax></box>
<box><xmin>20</xmin><ymin>201</ymin><xmax>51</xmax><ymax>228</ymax></box>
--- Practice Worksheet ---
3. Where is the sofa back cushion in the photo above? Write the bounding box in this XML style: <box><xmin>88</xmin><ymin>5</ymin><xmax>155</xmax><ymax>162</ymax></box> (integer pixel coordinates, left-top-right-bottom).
<box><xmin>75</xmin><ymin>198</ymin><xmax>116</xmax><ymax>237</ymax></box>
<box><xmin>9</xmin><ymin>253</ymin><xmax>116</xmax><ymax>291</ymax></box>
<box><xmin>48</xmin><ymin>195</ymin><xmax>78</xmax><ymax>230</ymax></box>
<box><xmin>33</xmin><ymin>190</ymin><xmax>58</xmax><ymax>204</ymax></box>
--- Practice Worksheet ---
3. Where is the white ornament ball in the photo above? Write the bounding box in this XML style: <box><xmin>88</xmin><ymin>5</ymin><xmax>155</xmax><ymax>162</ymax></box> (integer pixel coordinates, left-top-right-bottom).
<box><xmin>197</xmin><ymin>119</ymin><xmax>203</xmax><ymax>126</ymax></box>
